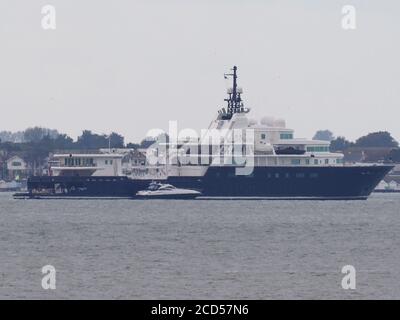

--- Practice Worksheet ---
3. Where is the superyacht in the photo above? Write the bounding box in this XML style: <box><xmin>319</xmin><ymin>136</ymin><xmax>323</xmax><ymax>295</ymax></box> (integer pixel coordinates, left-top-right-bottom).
<box><xmin>22</xmin><ymin>66</ymin><xmax>392</xmax><ymax>199</ymax></box>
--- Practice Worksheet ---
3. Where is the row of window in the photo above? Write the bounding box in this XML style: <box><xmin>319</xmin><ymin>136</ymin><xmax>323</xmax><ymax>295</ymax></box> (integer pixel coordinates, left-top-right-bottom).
<box><xmin>85</xmin><ymin>178</ymin><xmax>123</xmax><ymax>182</ymax></box>
<box><xmin>306</xmin><ymin>146</ymin><xmax>330</xmax><ymax>152</ymax></box>
<box><xmin>64</xmin><ymin>158</ymin><xmax>94</xmax><ymax>166</ymax></box>
<box><xmin>280</xmin><ymin>133</ymin><xmax>293</xmax><ymax>140</ymax></box>
<box><xmin>266</xmin><ymin>172</ymin><xmax>319</xmax><ymax>179</ymax></box>
<box><xmin>252</xmin><ymin>157</ymin><xmax>343</xmax><ymax>166</ymax></box>
<box><xmin>227</xmin><ymin>172</ymin><xmax>319</xmax><ymax>178</ymax></box>
<box><xmin>63</xmin><ymin>158</ymin><xmax>115</xmax><ymax>166</ymax></box>
<box><xmin>291</xmin><ymin>158</ymin><xmax>342</xmax><ymax>165</ymax></box>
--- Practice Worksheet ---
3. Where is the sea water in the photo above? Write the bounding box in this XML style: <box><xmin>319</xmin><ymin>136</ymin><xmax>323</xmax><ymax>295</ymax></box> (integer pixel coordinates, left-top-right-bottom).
<box><xmin>0</xmin><ymin>192</ymin><xmax>399</xmax><ymax>299</ymax></box>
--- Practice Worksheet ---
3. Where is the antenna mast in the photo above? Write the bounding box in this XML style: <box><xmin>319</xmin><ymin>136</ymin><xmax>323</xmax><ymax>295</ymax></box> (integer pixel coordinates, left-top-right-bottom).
<box><xmin>223</xmin><ymin>66</ymin><xmax>245</xmax><ymax>117</ymax></box>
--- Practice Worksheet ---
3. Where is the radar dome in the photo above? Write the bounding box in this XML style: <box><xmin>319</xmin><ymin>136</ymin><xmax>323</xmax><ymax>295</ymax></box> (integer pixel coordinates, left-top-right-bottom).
<box><xmin>260</xmin><ymin>116</ymin><xmax>275</xmax><ymax>127</ymax></box>
<box><xmin>274</xmin><ymin>118</ymin><xmax>286</xmax><ymax>128</ymax></box>
<box><xmin>248</xmin><ymin>118</ymin><xmax>258</xmax><ymax>126</ymax></box>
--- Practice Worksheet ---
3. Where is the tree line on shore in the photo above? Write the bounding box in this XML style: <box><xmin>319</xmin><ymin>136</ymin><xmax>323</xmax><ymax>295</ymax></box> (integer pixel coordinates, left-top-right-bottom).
<box><xmin>1</xmin><ymin>127</ymin><xmax>400</xmax><ymax>167</ymax></box>
<box><xmin>314</xmin><ymin>129</ymin><xmax>400</xmax><ymax>162</ymax></box>
<box><xmin>0</xmin><ymin>127</ymin><xmax>156</xmax><ymax>152</ymax></box>
<box><xmin>0</xmin><ymin>127</ymin><xmax>155</xmax><ymax>171</ymax></box>
<box><xmin>313</xmin><ymin>129</ymin><xmax>398</xmax><ymax>150</ymax></box>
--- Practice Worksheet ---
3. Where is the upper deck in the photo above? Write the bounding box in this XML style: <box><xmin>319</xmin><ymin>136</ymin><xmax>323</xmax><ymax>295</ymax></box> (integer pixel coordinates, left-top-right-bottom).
<box><xmin>49</xmin><ymin>153</ymin><xmax>124</xmax><ymax>176</ymax></box>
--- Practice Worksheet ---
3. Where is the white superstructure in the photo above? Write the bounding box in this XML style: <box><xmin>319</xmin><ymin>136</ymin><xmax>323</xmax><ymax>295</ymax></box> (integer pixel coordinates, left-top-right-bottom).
<box><xmin>49</xmin><ymin>153</ymin><xmax>123</xmax><ymax>176</ymax></box>
<box><xmin>48</xmin><ymin>66</ymin><xmax>344</xmax><ymax>180</ymax></box>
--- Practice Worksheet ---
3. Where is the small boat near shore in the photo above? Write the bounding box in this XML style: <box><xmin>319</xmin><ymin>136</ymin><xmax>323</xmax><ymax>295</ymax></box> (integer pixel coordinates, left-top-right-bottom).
<box><xmin>374</xmin><ymin>190</ymin><xmax>400</xmax><ymax>193</ymax></box>
<box><xmin>135</xmin><ymin>182</ymin><xmax>201</xmax><ymax>199</ymax></box>
<box><xmin>373</xmin><ymin>179</ymin><xmax>400</xmax><ymax>193</ymax></box>
<box><xmin>0</xmin><ymin>180</ymin><xmax>24</xmax><ymax>192</ymax></box>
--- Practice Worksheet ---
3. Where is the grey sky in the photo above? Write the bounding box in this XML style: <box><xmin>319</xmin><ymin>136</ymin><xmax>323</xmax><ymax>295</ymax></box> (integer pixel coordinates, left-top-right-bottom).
<box><xmin>0</xmin><ymin>0</ymin><xmax>399</xmax><ymax>143</ymax></box>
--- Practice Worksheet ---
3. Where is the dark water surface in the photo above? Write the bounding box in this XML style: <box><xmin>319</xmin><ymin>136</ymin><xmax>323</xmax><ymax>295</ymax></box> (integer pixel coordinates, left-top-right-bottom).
<box><xmin>0</xmin><ymin>192</ymin><xmax>399</xmax><ymax>299</ymax></box>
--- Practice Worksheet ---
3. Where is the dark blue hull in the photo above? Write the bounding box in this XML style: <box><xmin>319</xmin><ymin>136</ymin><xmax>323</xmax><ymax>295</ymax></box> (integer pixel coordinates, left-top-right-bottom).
<box><xmin>195</xmin><ymin>165</ymin><xmax>393</xmax><ymax>199</ymax></box>
<box><xmin>25</xmin><ymin>176</ymin><xmax>149</xmax><ymax>198</ymax></box>
<box><xmin>24</xmin><ymin>165</ymin><xmax>393</xmax><ymax>200</ymax></box>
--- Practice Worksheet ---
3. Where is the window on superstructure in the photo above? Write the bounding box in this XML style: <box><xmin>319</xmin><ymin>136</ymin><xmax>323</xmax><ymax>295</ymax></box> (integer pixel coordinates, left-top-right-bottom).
<box><xmin>280</xmin><ymin>133</ymin><xmax>293</xmax><ymax>140</ymax></box>
<box><xmin>314</xmin><ymin>159</ymin><xmax>318</xmax><ymax>165</ymax></box>
<box><xmin>291</xmin><ymin>159</ymin><xmax>301</xmax><ymax>165</ymax></box>
<box><xmin>305</xmin><ymin>159</ymin><xmax>310</xmax><ymax>165</ymax></box>
<box><xmin>261</xmin><ymin>133</ymin><xmax>266</xmax><ymax>139</ymax></box>
<box><xmin>307</xmin><ymin>146</ymin><xmax>330</xmax><ymax>152</ymax></box>
<box><xmin>325</xmin><ymin>159</ymin><xmax>329</xmax><ymax>164</ymax></box>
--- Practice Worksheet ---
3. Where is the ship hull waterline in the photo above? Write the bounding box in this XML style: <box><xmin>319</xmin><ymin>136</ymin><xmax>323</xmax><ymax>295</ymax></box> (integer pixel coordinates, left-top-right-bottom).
<box><xmin>18</xmin><ymin>165</ymin><xmax>393</xmax><ymax>200</ymax></box>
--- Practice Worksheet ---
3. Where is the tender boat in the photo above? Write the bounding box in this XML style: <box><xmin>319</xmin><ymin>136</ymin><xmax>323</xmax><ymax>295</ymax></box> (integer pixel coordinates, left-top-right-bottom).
<box><xmin>136</xmin><ymin>182</ymin><xmax>201</xmax><ymax>199</ymax></box>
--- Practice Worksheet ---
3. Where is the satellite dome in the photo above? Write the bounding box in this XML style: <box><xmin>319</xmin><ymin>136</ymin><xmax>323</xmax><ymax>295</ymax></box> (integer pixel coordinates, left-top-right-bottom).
<box><xmin>274</xmin><ymin>118</ymin><xmax>286</xmax><ymax>128</ymax></box>
<box><xmin>260</xmin><ymin>116</ymin><xmax>275</xmax><ymax>127</ymax></box>
<box><xmin>248</xmin><ymin>118</ymin><xmax>258</xmax><ymax>126</ymax></box>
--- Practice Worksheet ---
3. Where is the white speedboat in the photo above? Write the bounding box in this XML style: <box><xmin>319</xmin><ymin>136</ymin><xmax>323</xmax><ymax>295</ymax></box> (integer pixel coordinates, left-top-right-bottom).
<box><xmin>136</xmin><ymin>182</ymin><xmax>201</xmax><ymax>199</ymax></box>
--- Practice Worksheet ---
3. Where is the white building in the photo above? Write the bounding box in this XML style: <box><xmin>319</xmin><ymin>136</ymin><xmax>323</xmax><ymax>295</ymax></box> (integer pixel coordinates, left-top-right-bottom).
<box><xmin>6</xmin><ymin>156</ymin><xmax>28</xmax><ymax>180</ymax></box>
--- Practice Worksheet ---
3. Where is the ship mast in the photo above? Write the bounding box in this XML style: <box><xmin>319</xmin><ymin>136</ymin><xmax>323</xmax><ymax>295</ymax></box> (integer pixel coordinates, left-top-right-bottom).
<box><xmin>220</xmin><ymin>66</ymin><xmax>247</xmax><ymax>119</ymax></box>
